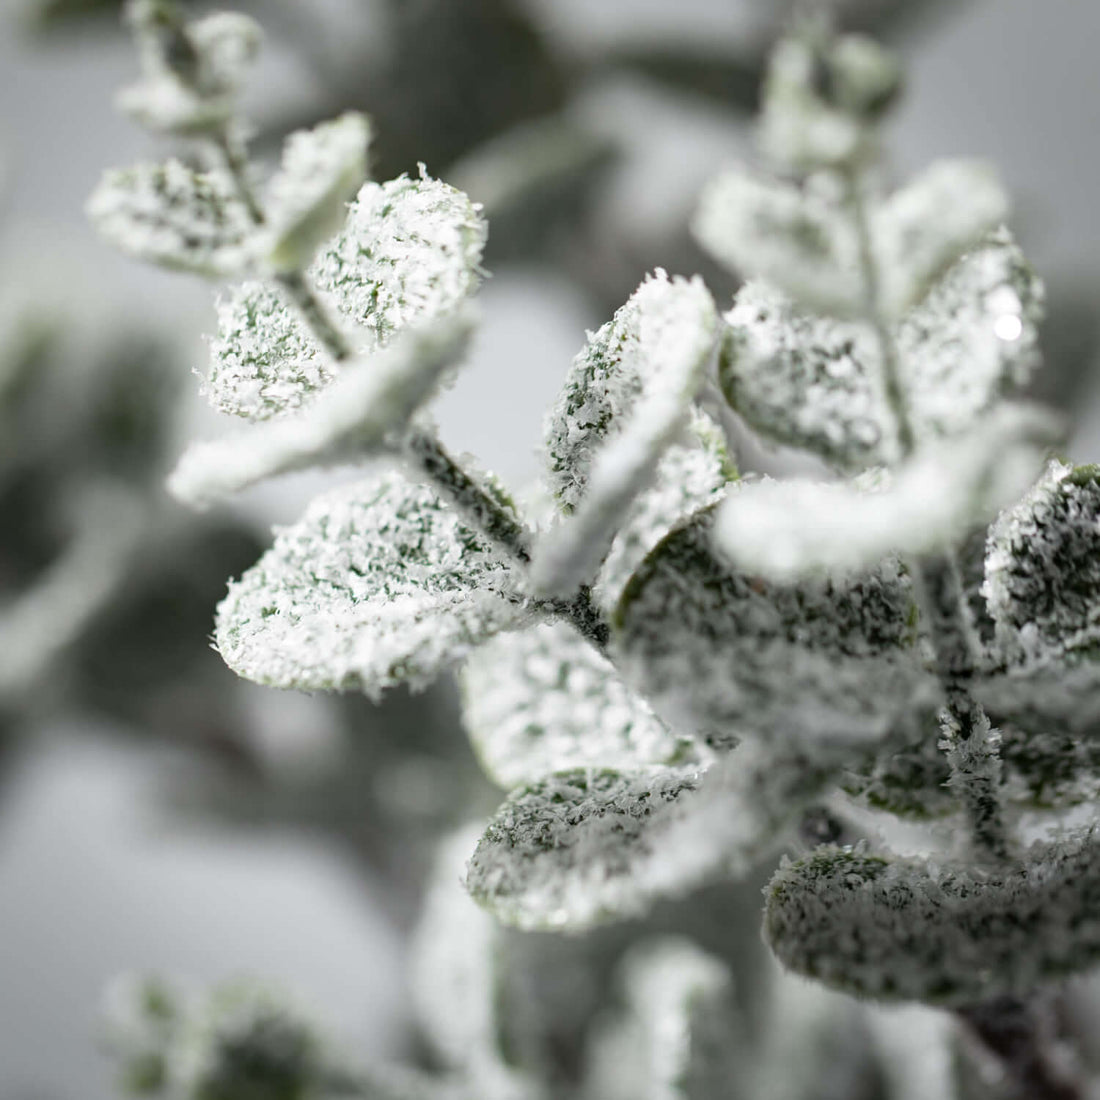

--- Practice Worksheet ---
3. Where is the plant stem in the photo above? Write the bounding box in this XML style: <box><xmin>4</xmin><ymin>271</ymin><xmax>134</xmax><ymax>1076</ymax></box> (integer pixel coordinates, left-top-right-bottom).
<box><xmin>211</xmin><ymin>125</ymin><xmax>609</xmax><ymax>649</ymax></box>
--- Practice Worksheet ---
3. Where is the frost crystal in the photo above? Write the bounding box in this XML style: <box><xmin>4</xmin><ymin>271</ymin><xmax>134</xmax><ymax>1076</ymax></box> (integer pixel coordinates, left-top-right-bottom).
<box><xmin>311</xmin><ymin>172</ymin><xmax>488</xmax><ymax>350</ymax></box>
<box><xmin>87</xmin><ymin>161</ymin><xmax>254</xmax><ymax>278</ymax></box>
<box><xmin>719</xmin><ymin>231</ymin><xmax>1044</xmax><ymax>469</ymax></box>
<box><xmin>215</xmin><ymin>470</ymin><xmax>530</xmax><ymax>696</ymax></box>
<box><xmin>693</xmin><ymin>169</ymin><xmax>865</xmax><ymax>317</ymax></box>
<box><xmin>613</xmin><ymin>506</ymin><xmax>927</xmax><ymax>747</ymax></box>
<box><xmin>172</xmin><ymin>311</ymin><xmax>473</xmax><ymax>507</ymax></box>
<box><xmin>531</xmin><ymin>272</ymin><xmax>719</xmax><ymax>596</ymax></box>
<box><xmin>262</xmin><ymin>113</ymin><xmax>371</xmax><ymax>274</ymax></box>
<box><xmin>465</xmin><ymin>767</ymin><xmax>703</xmax><ymax>931</ymax></box>
<box><xmin>460</xmin><ymin>620</ymin><xmax>701</xmax><ymax>790</ymax></box>
<box><xmin>712</xmin><ymin>403</ymin><xmax>1059</xmax><ymax>580</ymax></box>
<box><xmin>765</xmin><ymin>831</ymin><xmax>1100</xmax><ymax>1005</ymax></box>
<box><xmin>585</xmin><ymin>939</ymin><xmax>741</xmax><ymax>1100</ymax></box>
<box><xmin>984</xmin><ymin>461</ymin><xmax>1100</xmax><ymax>660</ymax></box>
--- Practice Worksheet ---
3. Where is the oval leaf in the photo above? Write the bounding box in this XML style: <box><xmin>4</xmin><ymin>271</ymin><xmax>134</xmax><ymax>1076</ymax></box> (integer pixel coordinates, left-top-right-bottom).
<box><xmin>984</xmin><ymin>461</ymin><xmax>1100</xmax><ymax>661</ymax></box>
<box><xmin>87</xmin><ymin>160</ymin><xmax>254</xmax><ymax>277</ymax></box>
<box><xmin>215</xmin><ymin>470</ymin><xmax>528</xmax><ymax>696</ymax></box>
<box><xmin>531</xmin><ymin>272</ymin><xmax>719</xmax><ymax>596</ymax></box>
<box><xmin>465</xmin><ymin>767</ymin><xmax>704</xmax><ymax>932</ymax></box>
<box><xmin>460</xmin><ymin>620</ymin><xmax>701</xmax><ymax>790</ymax></box>
<box><xmin>712</xmin><ymin>403</ymin><xmax>1060</xmax><ymax>581</ymax></box>
<box><xmin>612</xmin><ymin>507</ymin><xmax>927</xmax><ymax>747</ymax></box>
<box><xmin>765</xmin><ymin>834</ymin><xmax>1100</xmax><ymax>1005</ymax></box>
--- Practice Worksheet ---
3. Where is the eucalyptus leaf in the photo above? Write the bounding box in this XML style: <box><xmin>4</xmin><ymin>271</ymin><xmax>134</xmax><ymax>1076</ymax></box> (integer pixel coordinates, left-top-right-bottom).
<box><xmin>460</xmin><ymin>620</ymin><xmax>701</xmax><ymax>790</ymax></box>
<box><xmin>984</xmin><ymin>461</ymin><xmax>1100</xmax><ymax>661</ymax></box>
<box><xmin>765</xmin><ymin>833</ymin><xmax>1100</xmax><ymax>1005</ymax></box>
<box><xmin>465</xmin><ymin>767</ymin><xmax>704</xmax><ymax>932</ymax></box>
<box><xmin>263</xmin><ymin>113</ymin><xmax>372</xmax><ymax>275</ymax></box>
<box><xmin>531</xmin><ymin>273</ymin><xmax>719</xmax><ymax>597</ymax></box>
<box><xmin>612</xmin><ymin>506</ymin><xmax>927</xmax><ymax>746</ymax></box>
<box><xmin>712</xmin><ymin>403</ymin><xmax>1060</xmax><ymax>580</ymax></box>
<box><xmin>215</xmin><ymin>470</ymin><xmax>530</xmax><ymax>696</ymax></box>
<box><xmin>87</xmin><ymin>160</ymin><xmax>254</xmax><ymax>277</ymax></box>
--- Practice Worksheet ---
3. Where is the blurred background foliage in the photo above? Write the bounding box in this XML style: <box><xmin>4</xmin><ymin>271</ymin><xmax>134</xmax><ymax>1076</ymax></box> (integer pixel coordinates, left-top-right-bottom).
<box><xmin>3</xmin><ymin>1</ymin><xmax>1100</xmax><ymax>1097</ymax></box>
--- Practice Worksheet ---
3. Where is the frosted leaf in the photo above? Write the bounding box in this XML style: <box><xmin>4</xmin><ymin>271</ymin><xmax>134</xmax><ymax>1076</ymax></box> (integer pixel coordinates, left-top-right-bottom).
<box><xmin>898</xmin><ymin>227</ymin><xmax>1045</xmax><ymax>440</ymax></box>
<box><xmin>119</xmin><ymin>5</ymin><xmax>262</xmax><ymax>134</ymax></box>
<box><xmin>593</xmin><ymin>412</ymin><xmax>733</xmax><ymax>612</ymax></box>
<box><xmin>613</xmin><ymin>506</ymin><xmax>928</xmax><ymax>747</ymax></box>
<box><xmin>204</xmin><ymin>281</ymin><xmax>334</xmax><ymax>422</ymax></box>
<box><xmin>262</xmin><ymin>113</ymin><xmax>371</xmax><ymax>275</ymax></box>
<box><xmin>530</xmin><ymin>273</ymin><xmax>719</xmax><ymax>596</ymax></box>
<box><xmin>765</xmin><ymin>831</ymin><xmax>1100</xmax><ymax>1005</ymax></box>
<box><xmin>411</xmin><ymin>830</ymin><xmax>542</xmax><ymax>1100</ymax></box>
<box><xmin>874</xmin><ymin>160</ymin><xmax>1009</xmax><ymax>320</ymax></box>
<box><xmin>712</xmin><ymin>404</ymin><xmax>1060</xmax><ymax>581</ymax></box>
<box><xmin>719</xmin><ymin>281</ymin><xmax>888</xmax><ymax>467</ymax></box>
<box><xmin>460</xmin><ymin>620</ymin><xmax>701</xmax><ymax>790</ymax></box>
<box><xmin>215</xmin><ymin>470</ymin><xmax>530</xmax><ymax>696</ymax></box>
<box><xmin>584</xmin><ymin>938</ymin><xmax>742</xmax><ymax>1100</ymax></box>
<box><xmin>719</xmin><ymin>232</ymin><xmax>1044</xmax><ymax>468</ymax></box>
<box><xmin>310</xmin><ymin>172</ymin><xmax>487</xmax><ymax>351</ymax></box>
<box><xmin>87</xmin><ymin>160</ymin><xmax>254</xmax><ymax>278</ymax></box>
<box><xmin>465</xmin><ymin>767</ymin><xmax>705</xmax><ymax>931</ymax></box>
<box><xmin>983</xmin><ymin>461</ymin><xmax>1100</xmax><ymax>661</ymax></box>
<box><xmin>171</xmin><ymin>311</ymin><xmax>472</xmax><ymax>507</ymax></box>
<box><xmin>692</xmin><ymin>169</ymin><xmax>864</xmax><ymax>317</ymax></box>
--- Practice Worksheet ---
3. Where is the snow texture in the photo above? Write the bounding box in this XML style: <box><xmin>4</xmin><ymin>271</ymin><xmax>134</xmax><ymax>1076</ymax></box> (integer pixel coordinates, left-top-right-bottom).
<box><xmin>215</xmin><ymin>469</ymin><xmax>530</xmax><ymax>696</ymax></box>
<box><xmin>205</xmin><ymin>281</ymin><xmax>334</xmax><ymax>421</ymax></box>
<box><xmin>984</xmin><ymin>461</ymin><xmax>1100</xmax><ymax>661</ymax></box>
<box><xmin>765</xmin><ymin>831</ymin><xmax>1100</xmax><ymax>1005</ymax></box>
<box><xmin>262</xmin><ymin>113</ymin><xmax>371</xmax><ymax>274</ymax></box>
<box><xmin>87</xmin><ymin>160</ymin><xmax>254</xmax><ymax>278</ymax></box>
<box><xmin>712</xmin><ymin>403</ymin><xmax>1060</xmax><ymax>580</ymax></box>
<box><xmin>612</xmin><ymin>506</ymin><xmax>929</xmax><ymax>749</ymax></box>
<box><xmin>718</xmin><ymin>230</ymin><xmax>1043</xmax><ymax>469</ymax></box>
<box><xmin>465</xmin><ymin>767</ymin><xmax>704</xmax><ymax>932</ymax></box>
<box><xmin>531</xmin><ymin>272</ymin><xmax>719</xmax><ymax>596</ymax></box>
<box><xmin>584</xmin><ymin>938</ymin><xmax>742</xmax><ymax>1100</ymax></box>
<box><xmin>311</xmin><ymin>172</ymin><xmax>488</xmax><ymax>351</ymax></box>
<box><xmin>171</xmin><ymin>311</ymin><xmax>473</xmax><ymax>507</ymax></box>
<box><xmin>460</xmin><ymin>620</ymin><xmax>701</xmax><ymax>790</ymax></box>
